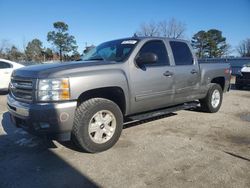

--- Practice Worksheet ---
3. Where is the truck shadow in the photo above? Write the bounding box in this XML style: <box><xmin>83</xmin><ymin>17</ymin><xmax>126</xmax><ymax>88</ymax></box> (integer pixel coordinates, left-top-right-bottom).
<box><xmin>0</xmin><ymin>112</ymin><xmax>99</xmax><ymax>188</ymax></box>
<box><xmin>123</xmin><ymin>113</ymin><xmax>177</xmax><ymax>129</ymax></box>
<box><xmin>59</xmin><ymin>112</ymin><xmax>178</xmax><ymax>151</ymax></box>
<box><xmin>1</xmin><ymin>111</ymin><xmax>178</xmax><ymax>152</ymax></box>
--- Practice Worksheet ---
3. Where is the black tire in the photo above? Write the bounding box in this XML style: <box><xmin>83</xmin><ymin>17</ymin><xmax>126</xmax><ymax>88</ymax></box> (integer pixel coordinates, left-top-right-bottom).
<box><xmin>199</xmin><ymin>84</ymin><xmax>223</xmax><ymax>113</ymax></box>
<box><xmin>72</xmin><ymin>98</ymin><xmax>123</xmax><ymax>153</ymax></box>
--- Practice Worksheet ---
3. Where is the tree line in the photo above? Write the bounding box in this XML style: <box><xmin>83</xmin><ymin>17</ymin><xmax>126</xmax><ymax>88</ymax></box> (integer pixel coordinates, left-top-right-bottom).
<box><xmin>0</xmin><ymin>21</ymin><xmax>82</xmax><ymax>63</ymax></box>
<box><xmin>0</xmin><ymin>19</ymin><xmax>249</xmax><ymax>64</ymax></box>
<box><xmin>136</xmin><ymin>18</ymin><xmax>250</xmax><ymax>58</ymax></box>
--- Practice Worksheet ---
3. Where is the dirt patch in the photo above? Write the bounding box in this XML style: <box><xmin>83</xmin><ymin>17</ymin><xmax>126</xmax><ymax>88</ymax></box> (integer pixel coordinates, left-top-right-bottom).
<box><xmin>240</xmin><ymin>113</ymin><xmax>250</xmax><ymax>122</ymax></box>
<box><xmin>239</xmin><ymin>93</ymin><xmax>250</xmax><ymax>98</ymax></box>
<box><xmin>235</xmin><ymin>112</ymin><xmax>250</xmax><ymax>122</ymax></box>
<box><xmin>114</xmin><ymin>139</ymin><xmax>134</xmax><ymax>148</ymax></box>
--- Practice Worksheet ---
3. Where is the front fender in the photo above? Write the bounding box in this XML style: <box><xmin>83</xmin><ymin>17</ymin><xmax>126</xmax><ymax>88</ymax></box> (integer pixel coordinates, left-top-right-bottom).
<box><xmin>69</xmin><ymin>69</ymin><xmax>130</xmax><ymax>113</ymax></box>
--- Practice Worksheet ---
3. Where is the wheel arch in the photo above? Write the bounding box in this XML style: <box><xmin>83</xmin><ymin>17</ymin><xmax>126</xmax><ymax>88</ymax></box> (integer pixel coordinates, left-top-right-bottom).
<box><xmin>77</xmin><ymin>87</ymin><xmax>127</xmax><ymax>115</ymax></box>
<box><xmin>211</xmin><ymin>77</ymin><xmax>225</xmax><ymax>91</ymax></box>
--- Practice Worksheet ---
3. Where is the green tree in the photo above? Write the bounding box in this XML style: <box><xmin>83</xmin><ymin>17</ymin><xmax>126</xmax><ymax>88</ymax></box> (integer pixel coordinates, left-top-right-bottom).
<box><xmin>192</xmin><ymin>29</ymin><xmax>229</xmax><ymax>58</ymax></box>
<box><xmin>206</xmin><ymin>29</ymin><xmax>227</xmax><ymax>57</ymax></box>
<box><xmin>25</xmin><ymin>39</ymin><xmax>43</xmax><ymax>62</ymax></box>
<box><xmin>191</xmin><ymin>30</ymin><xmax>208</xmax><ymax>58</ymax></box>
<box><xmin>43</xmin><ymin>48</ymin><xmax>54</xmax><ymax>61</ymax></box>
<box><xmin>47</xmin><ymin>21</ymin><xmax>78</xmax><ymax>61</ymax></box>
<box><xmin>71</xmin><ymin>51</ymin><xmax>81</xmax><ymax>61</ymax></box>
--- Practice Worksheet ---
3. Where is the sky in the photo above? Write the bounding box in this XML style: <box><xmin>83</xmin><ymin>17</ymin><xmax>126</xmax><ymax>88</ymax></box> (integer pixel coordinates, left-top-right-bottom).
<box><xmin>0</xmin><ymin>0</ymin><xmax>249</xmax><ymax>55</ymax></box>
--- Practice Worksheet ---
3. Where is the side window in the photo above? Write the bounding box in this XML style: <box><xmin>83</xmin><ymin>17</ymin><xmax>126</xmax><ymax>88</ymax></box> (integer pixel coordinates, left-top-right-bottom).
<box><xmin>138</xmin><ymin>40</ymin><xmax>169</xmax><ymax>65</ymax></box>
<box><xmin>0</xmin><ymin>61</ymin><xmax>12</xmax><ymax>69</ymax></box>
<box><xmin>170</xmin><ymin>41</ymin><xmax>193</xmax><ymax>66</ymax></box>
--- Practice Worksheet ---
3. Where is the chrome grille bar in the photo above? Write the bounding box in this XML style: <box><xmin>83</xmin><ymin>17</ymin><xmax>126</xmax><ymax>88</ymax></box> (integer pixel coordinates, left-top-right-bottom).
<box><xmin>10</xmin><ymin>77</ymin><xmax>34</xmax><ymax>102</ymax></box>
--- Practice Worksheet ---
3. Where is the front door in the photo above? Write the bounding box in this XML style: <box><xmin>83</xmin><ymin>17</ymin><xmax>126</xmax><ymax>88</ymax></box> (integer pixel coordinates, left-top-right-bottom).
<box><xmin>129</xmin><ymin>40</ymin><xmax>175</xmax><ymax>114</ymax></box>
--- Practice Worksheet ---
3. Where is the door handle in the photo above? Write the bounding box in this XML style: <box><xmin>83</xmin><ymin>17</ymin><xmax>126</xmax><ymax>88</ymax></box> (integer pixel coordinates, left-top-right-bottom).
<box><xmin>163</xmin><ymin>71</ymin><xmax>174</xmax><ymax>77</ymax></box>
<box><xmin>190</xmin><ymin>69</ymin><xmax>198</xmax><ymax>74</ymax></box>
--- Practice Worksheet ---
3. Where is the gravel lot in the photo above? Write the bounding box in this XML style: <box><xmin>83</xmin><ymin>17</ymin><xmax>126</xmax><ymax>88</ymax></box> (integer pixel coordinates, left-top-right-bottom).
<box><xmin>0</xmin><ymin>88</ymin><xmax>250</xmax><ymax>188</ymax></box>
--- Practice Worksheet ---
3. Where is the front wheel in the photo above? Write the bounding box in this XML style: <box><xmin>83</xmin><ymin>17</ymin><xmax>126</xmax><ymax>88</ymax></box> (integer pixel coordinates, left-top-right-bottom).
<box><xmin>199</xmin><ymin>84</ymin><xmax>223</xmax><ymax>113</ymax></box>
<box><xmin>72</xmin><ymin>98</ymin><xmax>123</xmax><ymax>153</ymax></box>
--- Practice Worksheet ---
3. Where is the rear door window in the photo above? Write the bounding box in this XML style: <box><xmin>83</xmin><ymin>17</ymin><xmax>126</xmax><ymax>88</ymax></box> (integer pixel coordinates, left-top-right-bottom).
<box><xmin>0</xmin><ymin>61</ymin><xmax>12</xmax><ymax>69</ymax></box>
<box><xmin>170</xmin><ymin>41</ymin><xmax>193</xmax><ymax>66</ymax></box>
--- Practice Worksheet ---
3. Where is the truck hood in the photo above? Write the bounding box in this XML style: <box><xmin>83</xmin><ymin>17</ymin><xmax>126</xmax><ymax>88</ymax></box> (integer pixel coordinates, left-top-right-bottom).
<box><xmin>12</xmin><ymin>61</ymin><xmax>118</xmax><ymax>78</ymax></box>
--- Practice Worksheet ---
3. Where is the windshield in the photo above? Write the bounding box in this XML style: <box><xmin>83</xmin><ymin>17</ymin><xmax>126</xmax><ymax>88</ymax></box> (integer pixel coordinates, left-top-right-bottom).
<box><xmin>82</xmin><ymin>39</ymin><xmax>139</xmax><ymax>62</ymax></box>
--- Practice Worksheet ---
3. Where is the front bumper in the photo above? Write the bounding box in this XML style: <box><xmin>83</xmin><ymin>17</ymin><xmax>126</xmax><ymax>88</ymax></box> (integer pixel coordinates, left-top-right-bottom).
<box><xmin>7</xmin><ymin>94</ymin><xmax>77</xmax><ymax>141</ymax></box>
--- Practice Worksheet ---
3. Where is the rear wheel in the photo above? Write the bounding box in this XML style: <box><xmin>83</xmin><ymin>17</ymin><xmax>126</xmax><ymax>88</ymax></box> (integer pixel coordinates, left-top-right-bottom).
<box><xmin>199</xmin><ymin>84</ymin><xmax>223</xmax><ymax>113</ymax></box>
<box><xmin>72</xmin><ymin>98</ymin><xmax>123</xmax><ymax>153</ymax></box>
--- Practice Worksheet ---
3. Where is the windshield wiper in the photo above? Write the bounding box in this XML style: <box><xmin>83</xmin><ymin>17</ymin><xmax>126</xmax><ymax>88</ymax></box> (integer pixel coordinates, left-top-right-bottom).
<box><xmin>86</xmin><ymin>55</ymin><xmax>105</xmax><ymax>61</ymax></box>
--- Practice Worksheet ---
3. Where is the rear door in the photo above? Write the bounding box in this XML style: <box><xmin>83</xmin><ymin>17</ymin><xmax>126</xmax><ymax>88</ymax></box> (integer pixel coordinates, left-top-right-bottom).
<box><xmin>129</xmin><ymin>40</ymin><xmax>175</xmax><ymax>113</ymax></box>
<box><xmin>169</xmin><ymin>41</ymin><xmax>200</xmax><ymax>103</ymax></box>
<box><xmin>0</xmin><ymin>61</ymin><xmax>13</xmax><ymax>89</ymax></box>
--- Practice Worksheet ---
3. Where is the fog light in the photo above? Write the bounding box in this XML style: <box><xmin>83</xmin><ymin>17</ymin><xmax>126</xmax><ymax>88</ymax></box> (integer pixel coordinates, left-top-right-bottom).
<box><xmin>39</xmin><ymin>122</ymin><xmax>50</xmax><ymax>129</ymax></box>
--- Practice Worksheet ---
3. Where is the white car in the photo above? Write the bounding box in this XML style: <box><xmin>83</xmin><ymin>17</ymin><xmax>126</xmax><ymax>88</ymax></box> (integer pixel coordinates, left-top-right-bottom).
<box><xmin>0</xmin><ymin>59</ymin><xmax>24</xmax><ymax>91</ymax></box>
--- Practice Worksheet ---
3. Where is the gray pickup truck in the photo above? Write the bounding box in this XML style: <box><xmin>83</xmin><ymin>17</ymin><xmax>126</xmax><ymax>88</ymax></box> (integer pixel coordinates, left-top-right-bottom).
<box><xmin>7</xmin><ymin>37</ymin><xmax>231</xmax><ymax>153</ymax></box>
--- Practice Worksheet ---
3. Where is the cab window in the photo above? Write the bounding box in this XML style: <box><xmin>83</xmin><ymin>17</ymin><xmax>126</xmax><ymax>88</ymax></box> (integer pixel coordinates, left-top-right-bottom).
<box><xmin>138</xmin><ymin>40</ymin><xmax>169</xmax><ymax>66</ymax></box>
<box><xmin>170</xmin><ymin>41</ymin><xmax>193</xmax><ymax>66</ymax></box>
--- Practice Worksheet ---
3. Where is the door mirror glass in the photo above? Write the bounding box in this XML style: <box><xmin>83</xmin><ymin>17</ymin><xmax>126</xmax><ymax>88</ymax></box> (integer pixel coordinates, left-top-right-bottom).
<box><xmin>136</xmin><ymin>53</ymin><xmax>158</xmax><ymax>65</ymax></box>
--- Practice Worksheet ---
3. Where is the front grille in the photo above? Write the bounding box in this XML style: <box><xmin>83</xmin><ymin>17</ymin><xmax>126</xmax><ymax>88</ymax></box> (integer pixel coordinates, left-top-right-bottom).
<box><xmin>10</xmin><ymin>78</ymin><xmax>34</xmax><ymax>102</ymax></box>
<box><xmin>242</xmin><ymin>72</ymin><xmax>250</xmax><ymax>79</ymax></box>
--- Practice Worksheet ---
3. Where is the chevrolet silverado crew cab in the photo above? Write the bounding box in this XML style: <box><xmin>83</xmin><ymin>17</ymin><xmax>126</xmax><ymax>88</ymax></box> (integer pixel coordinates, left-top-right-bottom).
<box><xmin>7</xmin><ymin>37</ymin><xmax>231</xmax><ymax>153</ymax></box>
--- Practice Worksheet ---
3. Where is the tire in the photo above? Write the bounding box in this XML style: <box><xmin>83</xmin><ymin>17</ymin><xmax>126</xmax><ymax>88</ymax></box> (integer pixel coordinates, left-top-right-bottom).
<box><xmin>72</xmin><ymin>98</ymin><xmax>123</xmax><ymax>153</ymax></box>
<box><xmin>199</xmin><ymin>84</ymin><xmax>223</xmax><ymax>113</ymax></box>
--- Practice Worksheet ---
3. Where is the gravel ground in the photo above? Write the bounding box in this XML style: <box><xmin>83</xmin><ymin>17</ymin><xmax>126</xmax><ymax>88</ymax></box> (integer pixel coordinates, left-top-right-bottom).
<box><xmin>0</xmin><ymin>88</ymin><xmax>250</xmax><ymax>188</ymax></box>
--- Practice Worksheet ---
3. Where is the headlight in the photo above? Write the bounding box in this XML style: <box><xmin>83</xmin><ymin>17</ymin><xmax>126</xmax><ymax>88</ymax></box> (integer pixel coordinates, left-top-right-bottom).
<box><xmin>38</xmin><ymin>78</ymin><xmax>70</xmax><ymax>101</ymax></box>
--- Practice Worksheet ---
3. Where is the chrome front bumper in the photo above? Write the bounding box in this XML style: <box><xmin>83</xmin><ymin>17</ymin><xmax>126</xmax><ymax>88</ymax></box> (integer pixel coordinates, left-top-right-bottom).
<box><xmin>7</xmin><ymin>95</ymin><xmax>29</xmax><ymax>117</ymax></box>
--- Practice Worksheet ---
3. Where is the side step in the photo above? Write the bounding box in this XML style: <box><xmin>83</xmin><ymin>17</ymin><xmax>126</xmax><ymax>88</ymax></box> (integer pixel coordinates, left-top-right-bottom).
<box><xmin>125</xmin><ymin>102</ymin><xmax>199</xmax><ymax>123</ymax></box>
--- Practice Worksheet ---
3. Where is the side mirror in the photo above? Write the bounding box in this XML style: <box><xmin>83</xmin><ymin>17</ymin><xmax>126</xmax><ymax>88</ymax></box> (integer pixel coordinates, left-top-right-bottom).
<box><xmin>136</xmin><ymin>53</ymin><xmax>158</xmax><ymax>65</ymax></box>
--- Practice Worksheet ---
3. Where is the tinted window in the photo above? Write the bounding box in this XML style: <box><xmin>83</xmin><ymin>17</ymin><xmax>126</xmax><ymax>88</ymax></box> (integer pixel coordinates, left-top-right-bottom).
<box><xmin>170</xmin><ymin>41</ymin><xmax>193</xmax><ymax>65</ymax></box>
<box><xmin>138</xmin><ymin>40</ymin><xmax>169</xmax><ymax>65</ymax></box>
<box><xmin>0</xmin><ymin>61</ymin><xmax>11</xmax><ymax>69</ymax></box>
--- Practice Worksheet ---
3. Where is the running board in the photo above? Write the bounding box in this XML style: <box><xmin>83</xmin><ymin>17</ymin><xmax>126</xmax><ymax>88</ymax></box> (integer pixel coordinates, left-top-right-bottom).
<box><xmin>125</xmin><ymin>102</ymin><xmax>199</xmax><ymax>122</ymax></box>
